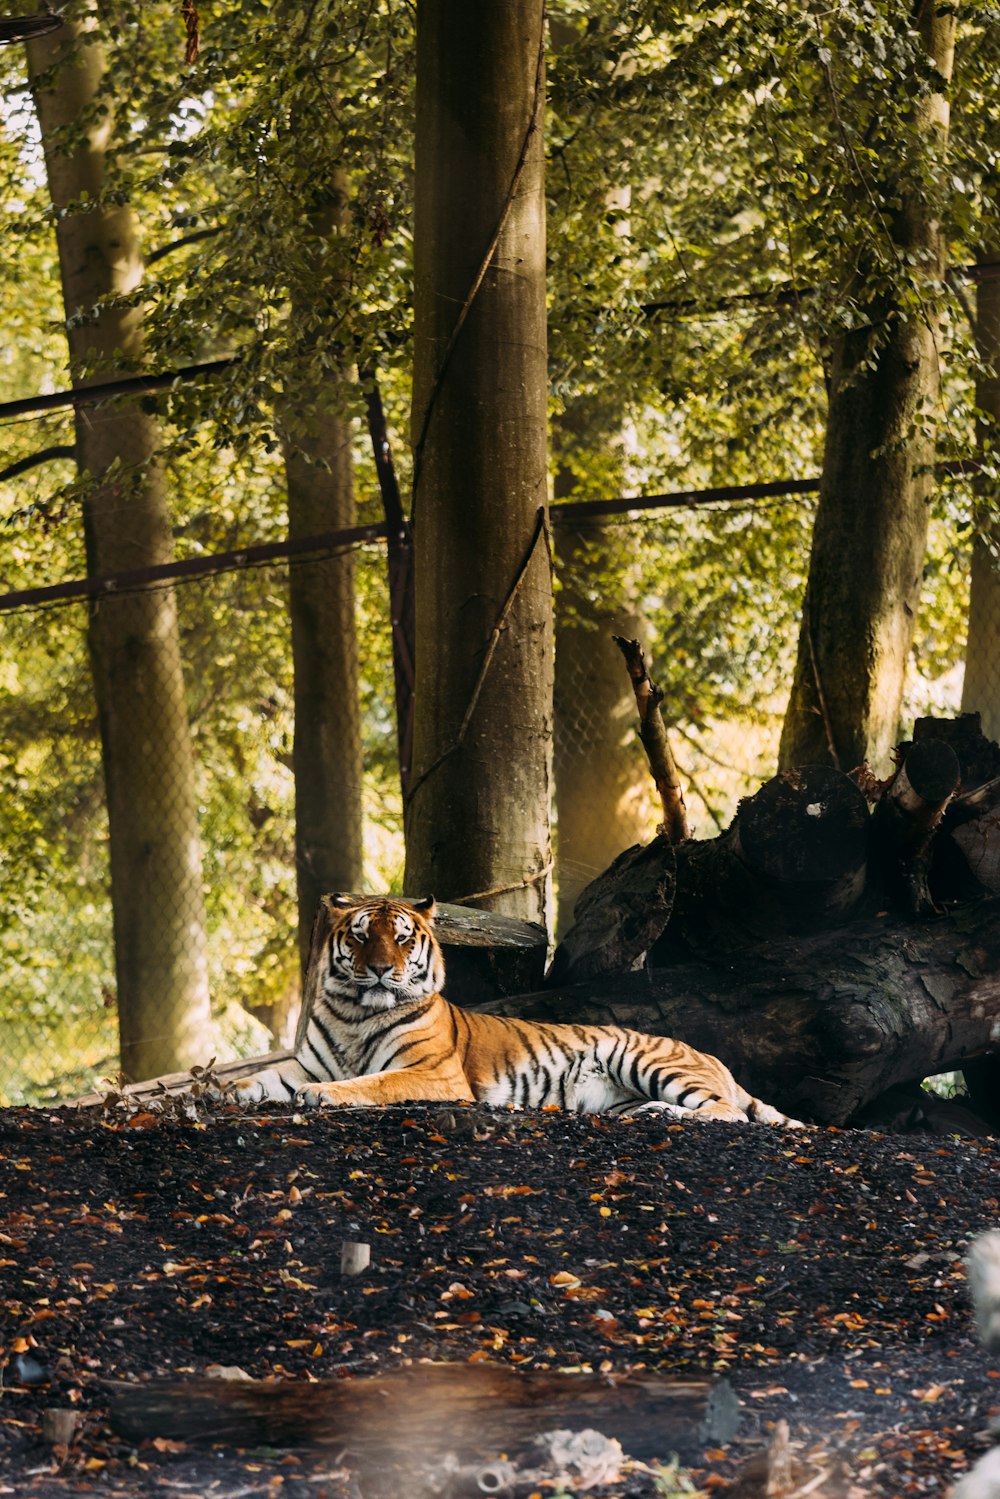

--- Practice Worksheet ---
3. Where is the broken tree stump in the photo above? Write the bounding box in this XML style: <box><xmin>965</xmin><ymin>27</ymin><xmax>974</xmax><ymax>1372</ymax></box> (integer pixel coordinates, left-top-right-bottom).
<box><xmin>914</xmin><ymin>711</ymin><xmax>1000</xmax><ymax>787</ymax></box>
<box><xmin>726</xmin><ymin>763</ymin><xmax>870</xmax><ymax>923</ymax></box>
<box><xmin>554</xmin><ymin>766</ymin><xmax>874</xmax><ymax>978</ymax></box>
<box><xmin>911</xmin><ymin>712</ymin><xmax>1000</xmax><ymax>899</ymax></box>
<box><xmin>655</xmin><ymin>765</ymin><xmax>871</xmax><ymax>964</ymax></box>
<box><xmin>106</xmin><ymin>1365</ymin><xmax>739</xmax><ymax>1469</ymax></box>
<box><xmin>875</xmin><ymin>738</ymin><xmax>962</xmax><ymax>914</ymax></box>
<box><xmin>482</xmin><ymin>896</ymin><xmax>1000</xmax><ymax>1126</ymax></box>
<box><xmin>548</xmin><ymin>834</ymin><xmax>676</xmax><ymax>986</ymax></box>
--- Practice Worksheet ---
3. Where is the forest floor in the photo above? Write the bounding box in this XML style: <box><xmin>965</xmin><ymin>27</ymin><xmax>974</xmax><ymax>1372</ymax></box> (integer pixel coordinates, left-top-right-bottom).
<box><xmin>0</xmin><ymin>1101</ymin><xmax>997</xmax><ymax>1499</ymax></box>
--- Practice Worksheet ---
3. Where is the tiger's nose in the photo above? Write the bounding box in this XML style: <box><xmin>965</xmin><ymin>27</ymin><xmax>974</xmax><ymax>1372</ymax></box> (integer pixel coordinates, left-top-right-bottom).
<box><xmin>370</xmin><ymin>964</ymin><xmax>392</xmax><ymax>978</ymax></box>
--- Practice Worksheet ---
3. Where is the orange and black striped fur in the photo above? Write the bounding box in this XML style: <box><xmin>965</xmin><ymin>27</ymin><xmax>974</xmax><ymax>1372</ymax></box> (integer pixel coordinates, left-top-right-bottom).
<box><xmin>227</xmin><ymin>895</ymin><xmax>804</xmax><ymax>1125</ymax></box>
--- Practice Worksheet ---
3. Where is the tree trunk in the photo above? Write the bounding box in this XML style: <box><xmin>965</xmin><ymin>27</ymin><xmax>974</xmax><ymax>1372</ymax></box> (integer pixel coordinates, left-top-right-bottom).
<box><xmin>553</xmin><ymin>401</ymin><xmax>652</xmax><ymax>935</ymax></box>
<box><xmin>281</xmin><ymin>162</ymin><xmax>365</xmax><ymax>979</ymax></box>
<box><xmin>285</xmin><ymin>426</ymin><xmax>364</xmax><ymax>970</ymax></box>
<box><xmin>779</xmin><ymin>3</ymin><xmax>956</xmax><ymax>773</ymax></box>
<box><xmin>404</xmin><ymin>0</ymin><xmax>553</xmax><ymax>927</ymax></box>
<box><xmin>26</xmin><ymin>18</ymin><xmax>213</xmax><ymax>1081</ymax></box>
<box><xmin>962</xmin><ymin>257</ymin><xmax>1000</xmax><ymax>741</ymax></box>
<box><xmin>484</xmin><ymin>898</ymin><xmax>1000</xmax><ymax>1127</ymax></box>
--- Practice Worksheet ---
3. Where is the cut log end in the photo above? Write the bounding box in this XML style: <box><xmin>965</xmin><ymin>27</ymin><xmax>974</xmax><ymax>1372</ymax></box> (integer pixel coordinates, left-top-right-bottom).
<box><xmin>899</xmin><ymin>739</ymin><xmax>962</xmax><ymax>807</ymax></box>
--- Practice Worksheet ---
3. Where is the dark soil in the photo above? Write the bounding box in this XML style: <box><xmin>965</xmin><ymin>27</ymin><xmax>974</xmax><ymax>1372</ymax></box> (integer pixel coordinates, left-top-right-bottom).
<box><xmin>0</xmin><ymin>1102</ymin><xmax>998</xmax><ymax>1498</ymax></box>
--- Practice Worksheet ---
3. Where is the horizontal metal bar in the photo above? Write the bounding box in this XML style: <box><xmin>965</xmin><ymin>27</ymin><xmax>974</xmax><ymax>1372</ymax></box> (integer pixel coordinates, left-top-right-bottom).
<box><xmin>0</xmin><ymin>522</ymin><xmax>390</xmax><ymax>614</ymax></box>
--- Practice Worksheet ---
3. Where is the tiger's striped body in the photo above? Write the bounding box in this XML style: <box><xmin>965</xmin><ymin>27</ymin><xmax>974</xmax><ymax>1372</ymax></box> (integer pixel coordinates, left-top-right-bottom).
<box><xmin>227</xmin><ymin>895</ymin><xmax>804</xmax><ymax>1126</ymax></box>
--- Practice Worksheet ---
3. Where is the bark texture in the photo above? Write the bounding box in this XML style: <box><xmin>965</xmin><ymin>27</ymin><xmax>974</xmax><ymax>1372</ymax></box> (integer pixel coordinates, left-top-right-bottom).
<box><xmin>285</xmin><ymin>420</ymin><xmax>364</xmax><ymax>971</ymax></box>
<box><xmin>404</xmin><ymin>0</ymin><xmax>553</xmax><ymax>927</ymax></box>
<box><xmin>281</xmin><ymin>169</ymin><xmax>364</xmax><ymax>975</ymax></box>
<box><xmin>962</xmin><ymin>258</ymin><xmax>1000</xmax><ymax>742</ymax></box>
<box><xmin>779</xmin><ymin>3</ymin><xmax>956</xmax><ymax>773</ymax></box>
<box><xmin>27</xmin><ymin>19</ymin><xmax>212</xmax><ymax>1081</ymax></box>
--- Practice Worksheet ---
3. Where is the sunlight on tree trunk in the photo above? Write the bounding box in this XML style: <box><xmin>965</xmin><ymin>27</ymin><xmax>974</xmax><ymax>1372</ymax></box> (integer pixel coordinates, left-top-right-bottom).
<box><xmin>553</xmin><ymin>402</ymin><xmax>651</xmax><ymax>937</ymax></box>
<box><xmin>779</xmin><ymin>1</ymin><xmax>956</xmax><ymax>774</ymax></box>
<box><xmin>962</xmin><ymin>258</ymin><xmax>1000</xmax><ymax>742</ymax></box>
<box><xmin>285</xmin><ymin>423</ymin><xmax>364</xmax><ymax>966</ymax></box>
<box><xmin>405</xmin><ymin>0</ymin><xmax>553</xmax><ymax>928</ymax></box>
<box><xmin>26</xmin><ymin>18</ymin><xmax>213</xmax><ymax>1081</ymax></box>
<box><xmin>282</xmin><ymin>172</ymin><xmax>364</xmax><ymax>977</ymax></box>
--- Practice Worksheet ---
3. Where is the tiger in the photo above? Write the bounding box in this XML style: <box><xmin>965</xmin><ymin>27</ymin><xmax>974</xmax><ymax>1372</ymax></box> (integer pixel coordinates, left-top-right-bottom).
<box><xmin>222</xmin><ymin>894</ymin><xmax>805</xmax><ymax>1126</ymax></box>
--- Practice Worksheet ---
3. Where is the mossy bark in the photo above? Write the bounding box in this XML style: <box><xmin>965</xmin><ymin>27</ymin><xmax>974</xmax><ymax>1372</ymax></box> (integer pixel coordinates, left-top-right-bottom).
<box><xmin>779</xmin><ymin>2</ymin><xmax>956</xmax><ymax>774</ymax></box>
<box><xmin>27</xmin><ymin>19</ymin><xmax>213</xmax><ymax>1081</ymax></box>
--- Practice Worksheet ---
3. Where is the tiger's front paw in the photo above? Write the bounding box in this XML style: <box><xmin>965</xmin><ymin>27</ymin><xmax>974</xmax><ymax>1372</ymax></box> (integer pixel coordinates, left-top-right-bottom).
<box><xmin>206</xmin><ymin>1068</ymin><xmax>287</xmax><ymax>1108</ymax></box>
<box><xmin>224</xmin><ymin>1076</ymin><xmax>269</xmax><ymax>1107</ymax></box>
<box><xmin>294</xmin><ymin>1081</ymin><xmax>348</xmax><ymax>1109</ymax></box>
<box><xmin>200</xmin><ymin>1075</ymin><xmax>267</xmax><ymax>1108</ymax></box>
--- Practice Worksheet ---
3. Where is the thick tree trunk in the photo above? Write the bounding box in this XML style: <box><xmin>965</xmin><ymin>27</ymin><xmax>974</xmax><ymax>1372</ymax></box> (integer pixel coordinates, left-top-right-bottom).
<box><xmin>779</xmin><ymin>4</ymin><xmax>956</xmax><ymax>773</ymax></box>
<box><xmin>404</xmin><ymin>0</ymin><xmax>553</xmax><ymax>927</ymax></box>
<box><xmin>962</xmin><ymin>258</ymin><xmax>1000</xmax><ymax>742</ymax></box>
<box><xmin>27</xmin><ymin>19</ymin><xmax>213</xmax><ymax>1081</ymax></box>
<box><xmin>484</xmin><ymin>898</ymin><xmax>1000</xmax><ymax>1127</ymax></box>
<box><xmin>284</xmin><ymin>417</ymin><xmax>363</xmax><ymax>975</ymax></box>
<box><xmin>282</xmin><ymin>173</ymin><xmax>364</xmax><ymax>978</ymax></box>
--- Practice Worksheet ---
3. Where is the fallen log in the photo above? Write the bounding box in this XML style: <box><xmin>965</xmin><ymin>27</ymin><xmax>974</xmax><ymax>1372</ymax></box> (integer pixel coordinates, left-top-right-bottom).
<box><xmin>875</xmin><ymin>738</ymin><xmax>962</xmax><ymax>915</ymax></box>
<box><xmin>106</xmin><ymin>1364</ymin><xmax>739</xmax><ymax>1469</ymax></box>
<box><xmin>548</xmin><ymin>834</ymin><xmax>676</xmax><ymax>985</ymax></box>
<box><xmin>561</xmin><ymin>764</ymin><xmax>872</xmax><ymax>974</ymax></box>
<box><xmin>484</xmin><ymin>897</ymin><xmax>1000</xmax><ymax>1126</ymax></box>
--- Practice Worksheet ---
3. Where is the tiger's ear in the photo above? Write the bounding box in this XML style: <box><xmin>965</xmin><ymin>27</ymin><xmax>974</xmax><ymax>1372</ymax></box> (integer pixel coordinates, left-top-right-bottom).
<box><xmin>409</xmin><ymin>894</ymin><xmax>436</xmax><ymax>922</ymax></box>
<box><xmin>326</xmin><ymin>893</ymin><xmax>360</xmax><ymax>911</ymax></box>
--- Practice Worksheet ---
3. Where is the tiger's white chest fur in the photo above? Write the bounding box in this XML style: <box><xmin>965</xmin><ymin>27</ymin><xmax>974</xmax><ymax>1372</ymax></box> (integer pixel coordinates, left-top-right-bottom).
<box><xmin>303</xmin><ymin>983</ymin><xmax>430</xmax><ymax>1083</ymax></box>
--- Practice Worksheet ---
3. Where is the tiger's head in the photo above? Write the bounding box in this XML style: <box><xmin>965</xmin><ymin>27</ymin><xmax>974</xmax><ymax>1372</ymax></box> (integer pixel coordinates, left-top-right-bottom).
<box><xmin>320</xmin><ymin>894</ymin><xmax>444</xmax><ymax>1011</ymax></box>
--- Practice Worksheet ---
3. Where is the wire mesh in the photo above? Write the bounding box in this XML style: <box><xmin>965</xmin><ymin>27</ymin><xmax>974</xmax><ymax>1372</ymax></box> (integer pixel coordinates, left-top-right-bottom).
<box><xmin>0</xmin><ymin>543</ymin><xmax>403</xmax><ymax>1104</ymax></box>
<box><xmin>0</xmin><ymin>480</ymin><xmax>990</xmax><ymax>1102</ymax></box>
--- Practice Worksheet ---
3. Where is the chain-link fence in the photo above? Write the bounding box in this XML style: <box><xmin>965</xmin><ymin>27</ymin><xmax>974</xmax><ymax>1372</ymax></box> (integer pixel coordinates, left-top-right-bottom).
<box><xmin>1</xmin><ymin>479</ymin><xmax>990</xmax><ymax>1103</ymax></box>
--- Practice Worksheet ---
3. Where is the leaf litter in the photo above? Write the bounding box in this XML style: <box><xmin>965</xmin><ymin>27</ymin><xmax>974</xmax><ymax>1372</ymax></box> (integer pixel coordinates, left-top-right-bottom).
<box><xmin>0</xmin><ymin>1102</ymin><xmax>997</xmax><ymax>1498</ymax></box>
